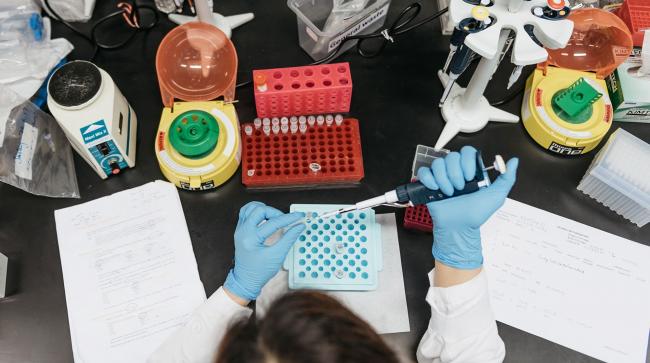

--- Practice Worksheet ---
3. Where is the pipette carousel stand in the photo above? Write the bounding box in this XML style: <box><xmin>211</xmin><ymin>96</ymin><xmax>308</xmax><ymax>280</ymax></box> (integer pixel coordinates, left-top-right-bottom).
<box><xmin>168</xmin><ymin>0</ymin><xmax>253</xmax><ymax>39</ymax></box>
<box><xmin>435</xmin><ymin>0</ymin><xmax>574</xmax><ymax>149</ymax></box>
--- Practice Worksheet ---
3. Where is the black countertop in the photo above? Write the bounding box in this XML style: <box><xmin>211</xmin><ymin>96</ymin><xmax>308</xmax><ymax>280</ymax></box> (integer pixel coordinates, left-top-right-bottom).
<box><xmin>0</xmin><ymin>1</ymin><xmax>648</xmax><ymax>362</ymax></box>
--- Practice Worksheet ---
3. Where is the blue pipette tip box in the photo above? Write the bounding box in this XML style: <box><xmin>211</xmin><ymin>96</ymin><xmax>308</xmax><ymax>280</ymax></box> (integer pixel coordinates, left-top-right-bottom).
<box><xmin>283</xmin><ymin>204</ymin><xmax>382</xmax><ymax>291</ymax></box>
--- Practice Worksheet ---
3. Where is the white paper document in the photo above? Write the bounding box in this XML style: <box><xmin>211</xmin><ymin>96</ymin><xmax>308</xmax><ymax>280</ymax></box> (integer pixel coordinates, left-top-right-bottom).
<box><xmin>258</xmin><ymin>213</ymin><xmax>410</xmax><ymax>334</ymax></box>
<box><xmin>482</xmin><ymin>198</ymin><xmax>650</xmax><ymax>363</ymax></box>
<box><xmin>55</xmin><ymin>181</ymin><xmax>206</xmax><ymax>363</ymax></box>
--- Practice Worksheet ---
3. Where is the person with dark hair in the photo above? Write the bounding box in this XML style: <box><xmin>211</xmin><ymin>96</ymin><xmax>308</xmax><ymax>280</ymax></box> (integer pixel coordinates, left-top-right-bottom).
<box><xmin>149</xmin><ymin>146</ymin><xmax>518</xmax><ymax>363</ymax></box>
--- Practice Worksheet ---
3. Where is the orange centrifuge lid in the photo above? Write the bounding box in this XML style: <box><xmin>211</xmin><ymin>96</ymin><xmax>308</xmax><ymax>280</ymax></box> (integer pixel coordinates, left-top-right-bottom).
<box><xmin>543</xmin><ymin>8</ymin><xmax>633</xmax><ymax>79</ymax></box>
<box><xmin>156</xmin><ymin>22</ymin><xmax>238</xmax><ymax>107</ymax></box>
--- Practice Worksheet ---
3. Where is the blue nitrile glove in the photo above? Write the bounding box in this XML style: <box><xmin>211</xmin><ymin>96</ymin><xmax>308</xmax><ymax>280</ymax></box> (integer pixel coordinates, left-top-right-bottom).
<box><xmin>224</xmin><ymin>202</ymin><xmax>306</xmax><ymax>301</ymax></box>
<box><xmin>417</xmin><ymin>146</ymin><xmax>519</xmax><ymax>270</ymax></box>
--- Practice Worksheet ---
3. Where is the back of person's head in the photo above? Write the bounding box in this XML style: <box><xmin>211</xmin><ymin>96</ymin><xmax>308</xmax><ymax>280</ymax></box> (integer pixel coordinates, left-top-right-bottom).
<box><xmin>216</xmin><ymin>291</ymin><xmax>399</xmax><ymax>363</ymax></box>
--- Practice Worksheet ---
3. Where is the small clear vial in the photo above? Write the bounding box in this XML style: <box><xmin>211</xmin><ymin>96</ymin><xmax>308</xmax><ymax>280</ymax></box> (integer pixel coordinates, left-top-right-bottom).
<box><xmin>244</xmin><ymin>125</ymin><xmax>253</xmax><ymax>135</ymax></box>
<box><xmin>281</xmin><ymin>124</ymin><xmax>289</xmax><ymax>134</ymax></box>
<box><xmin>335</xmin><ymin>114</ymin><xmax>344</xmax><ymax>126</ymax></box>
<box><xmin>298</xmin><ymin>116</ymin><xmax>307</xmax><ymax>125</ymax></box>
<box><xmin>307</xmin><ymin>115</ymin><xmax>316</xmax><ymax>126</ymax></box>
<box><xmin>272</xmin><ymin>124</ymin><xmax>280</xmax><ymax>134</ymax></box>
<box><xmin>253</xmin><ymin>118</ymin><xmax>262</xmax><ymax>129</ymax></box>
<box><xmin>325</xmin><ymin>114</ymin><xmax>334</xmax><ymax>126</ymax></box>
<box><xmin>316</xmin><ymin>115</ymin><xmax>325</xmax><ymax>126</ymax></box>
<box><xmin>290</xmin><ymin>116</ymin><xmax>298</xmax><ymax>124</ymax></box>
<box><xmin>299</xmin><ymin>124</ymin><xmax>307</xmax><ymax>133</ymax></box>
<box><xmin>262</xmin><ymin>118</ymin><xmax>271</xmax><ymax>127</ymax></box>
<box><xmin>280</xmin><ymin>117</ymin><xmax>289</xmax><ymax>126</ymax></box>
<box><xmin>335</xmin><ymin>243</ymin><xmax>344</xmax><ymax>254</ymax></box>
<box><xmin>272</xmin><ymin>117</ymin><xmax>280</xmax><ymax>126</ymax></box>
<box><xmin>263</xmin><ymin>125</ymin><xmax>271</xmax><ymax>135</ymax></box>
<box><xmin>290</xmin><ymin>124</ymin><xmax>298</xmax><ymax>134</ymax></box>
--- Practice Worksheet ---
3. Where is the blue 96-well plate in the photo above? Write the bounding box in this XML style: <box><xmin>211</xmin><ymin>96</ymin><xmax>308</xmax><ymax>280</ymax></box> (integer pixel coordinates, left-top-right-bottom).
<box><xmin>284</xmin><ymin>204</ymin><xmax>382</xmax><ymax>291</ymax></box>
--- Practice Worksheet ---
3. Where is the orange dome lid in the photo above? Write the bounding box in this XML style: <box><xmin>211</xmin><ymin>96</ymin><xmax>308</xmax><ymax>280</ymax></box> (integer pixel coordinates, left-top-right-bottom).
<box><xmin>545</xmin><ymin>8</ymin><xmax>633</xmax><ymax>79</ymax></box>
<box><xmin>156</xmin><ymin>22</ymin><xmax>238</xmax><ymax>107</ymax></box>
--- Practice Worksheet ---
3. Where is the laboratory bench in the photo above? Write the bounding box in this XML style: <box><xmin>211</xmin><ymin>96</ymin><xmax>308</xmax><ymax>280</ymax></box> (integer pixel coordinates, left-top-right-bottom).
<box><xmin>0</xmin><ymin>1</ymin><xmax>649</xmax><ymax>362</ymax></box>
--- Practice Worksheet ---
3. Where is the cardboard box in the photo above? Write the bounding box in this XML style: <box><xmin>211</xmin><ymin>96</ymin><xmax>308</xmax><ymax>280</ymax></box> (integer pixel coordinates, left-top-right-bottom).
<box><xmin>606</xmin><ymin>47</ymin><xmax>650</xmax><ymax>123</ymax></box>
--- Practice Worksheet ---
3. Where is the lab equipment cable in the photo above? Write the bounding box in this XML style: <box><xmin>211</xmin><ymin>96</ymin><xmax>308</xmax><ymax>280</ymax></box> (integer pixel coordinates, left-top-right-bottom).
<box><xmin>312</xmin><ymin>3</ymin><xmax>450</xmax><ymax>65</ymax></box>
<box><xmin>235</xmin><ymin>3</ymin><xmax>449</xmax><ymax>89</ymax></box>
<box><xmin>235</xmin><ymin>2</ymin><xmax>525</xmax><ymax>107</ymax></box>
<box><xmin>42</xmin><ymin>0</ymin><xmax>159</xmax><ymax>60</ymax></box>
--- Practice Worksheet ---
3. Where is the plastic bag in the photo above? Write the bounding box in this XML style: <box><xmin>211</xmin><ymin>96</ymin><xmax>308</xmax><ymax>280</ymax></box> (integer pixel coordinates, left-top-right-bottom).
<box><xmin>0</xmin><ymin>84</ymin><xmax>79</xmax><ymax>198</ymax></box>
<box><xmin>0</xmin><ymin>0</ymin><xmax>40</xmax><ymax>15</ymax></box>
<box><xmin>40</xmin><ymin>0</ymin><xmax>95</xmax><ymax>22</ymax></box>
<box><xmin>0</xmin><ymin>38</ymin><xmax>72</xmax><ymax>84</ymax></box>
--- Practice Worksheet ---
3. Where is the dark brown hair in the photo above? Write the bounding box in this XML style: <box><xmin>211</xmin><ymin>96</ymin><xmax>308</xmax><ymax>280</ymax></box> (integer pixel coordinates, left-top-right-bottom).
<box><xmin>217</xmin><ymin>291</ymin><xmax>399</xmax><ymax>363</ymax></box>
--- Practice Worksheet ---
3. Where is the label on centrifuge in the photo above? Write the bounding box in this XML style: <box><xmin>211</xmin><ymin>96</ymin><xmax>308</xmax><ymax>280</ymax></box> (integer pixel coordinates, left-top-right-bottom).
<box><xmin>179</xmin><ymin>180</ymin><xmax>216</xmax><ymax>191</ymax></box>
<box><xmin>158</xmin><ymin>150</ymin><xmax>216</xmax><ymax>176</ymax></box>
<box><xmin>327</xmin><ymin>3</ymin><xmax>390</xmax><ymax>52</ymax></box>
<box><xmin>548</xmin><ymin>142</ymin><xmax>584</xmax><ymax>155</ymax></box>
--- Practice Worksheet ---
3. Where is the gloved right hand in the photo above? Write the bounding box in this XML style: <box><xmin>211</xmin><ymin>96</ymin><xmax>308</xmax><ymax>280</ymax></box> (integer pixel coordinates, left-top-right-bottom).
<box><xmin>224</xmin><ymin>202</ymin><xmax>306</xmax><ymax>302</ymax></box>
<box><xmin>416</xmin><ymin>146</ymin><xmax>518</xmax><ymax>270</ymax></box>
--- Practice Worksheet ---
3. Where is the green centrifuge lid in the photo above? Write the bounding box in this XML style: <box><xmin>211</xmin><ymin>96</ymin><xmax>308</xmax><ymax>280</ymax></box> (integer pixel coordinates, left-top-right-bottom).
<box><xmin>169</xmin><ymin>110</ymin><xmax>219</xmax><ymax>158</ymax></box>
<box><xmin>552</xmin><ymin>78</ymin><xmax>602</xmax><ymax>124</ymax></box>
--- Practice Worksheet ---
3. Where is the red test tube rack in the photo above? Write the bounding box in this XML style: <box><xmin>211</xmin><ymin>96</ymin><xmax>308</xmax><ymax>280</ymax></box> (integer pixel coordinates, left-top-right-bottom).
<box><xmin>403</xmin><ymin>205</ymin><xmax>433</xmax><ymax>233</ymax></box>
<box><xmin>253</xmin><ymin>63</ymin><xmax>352</xmax><ymax>118</ymax></box>
<box><xmin>241</xmin><ymin>115</ymin><xmax>364</xmax><ymax>188</ymax></box>
<box><xmin>616</xmin><ymin>0</ymin><xmax>650</xmax><ymax>47</ymax></box>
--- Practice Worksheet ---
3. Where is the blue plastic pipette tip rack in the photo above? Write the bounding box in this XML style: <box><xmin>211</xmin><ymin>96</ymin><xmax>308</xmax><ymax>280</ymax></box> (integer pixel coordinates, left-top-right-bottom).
<box><xmin>284</xmin><ymin>204</ymin><xmax>382</xmax><ymax>291</ymax></box>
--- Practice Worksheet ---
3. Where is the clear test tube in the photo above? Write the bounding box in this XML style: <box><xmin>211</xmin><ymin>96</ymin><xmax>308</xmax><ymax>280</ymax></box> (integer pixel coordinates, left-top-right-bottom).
<box><xmin>262</xmin><ymin>118</ymin><xmax>271</xmax><ymax>127</ymax></box>
<box><xmin>272</xmin><ymin>117</ymin><xmax>280</xmax><ymax>127</ymax></box>
<box><xmin>335</xmin><ymin>114</ymin><xmax>344</xmax><ymax>126</ymax></box>
<box><xmin>253</xmin><ymin>118</ymin><xmax>262</xmax><ymax>129</ymax></box>
<box><xmin>290</xmin><ymin>124</ymin><xmax>298</xmax><ymax>134</ymax></box>
<box><xmin>290</xmin><ymin>116</ymin><xmax>298</xmax><ymax>124</ymax></box>
<box><xmin>263</xmin><ymin>125</ymin><xmax>271</xmax><ymax>135</ymax></box>
<box><xmin>307</xmin><ymin>116</ymin><xmax>316</xmax><ymax>126</ymax></box>
<box><xmin>325</xmin><ymin>114</ymin><xmax>334</xmax><ymax>126</ymax></box>
<box><xmin>272</xmin><ymin>124</ymin><xmax>280</xmax><ymax>134</ymax></box>
<box><xmin>244</xmin><ymin>125</ymin><xmax>253</xmax><ymax>136</ymax></box>
<box><xmin>281</xmin><ymin>124</ymin><xmax>289</xmax><ymax>134</ymax></box>
<box><xmin>316</xmin><ymin>115</ymin><xmax>325</xmax><ymax>126</ymax></box>
<box><xmin>299</xmin><ymin>124</ymin><xmax>307</xmax><ymax>133</ymax></box>
<box><xmin>280</xmin><ymin>117</ymin><xmax>289</xmax><ymax>126</ymax></box>
<box><xmin>298</xmin><ymin>116</ymin><xmax>307</xmax><ymax>125</ymax></box>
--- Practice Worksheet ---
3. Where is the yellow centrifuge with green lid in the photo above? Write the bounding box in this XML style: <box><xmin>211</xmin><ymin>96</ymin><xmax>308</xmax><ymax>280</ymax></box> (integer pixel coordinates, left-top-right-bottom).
<box><xmin>155</xmin><ymin>21</ymin><xmax>241</xmax><ymax>190</ymax></box>
<box><xmin>522</xmin><ymin>8</ymin><xmax>632</xmax><ymax>155</ymax></box>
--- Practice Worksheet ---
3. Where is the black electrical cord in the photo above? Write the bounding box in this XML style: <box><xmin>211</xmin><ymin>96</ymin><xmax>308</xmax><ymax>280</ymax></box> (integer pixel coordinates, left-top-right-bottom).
<box><xmin>490</xmin><ymin>83</ymin><xmax>526</xmax><ymax>106</ymax></box>
<box><xmin>234</xmin><ymin>3</ymin><xmax>449</xmax><ymax>89</ymax></box>
<box><xmin>312</xmin><ymin>3</ymin><xmax>449</xmax><ymax>65</ymax></box>
<box><xmin>42</xmin><ymin>0</ymin><xmax>159</xmax><ymax>60</ymax></box>
<box><xmin>236</xmin><ymin>3</ymin><xmax>523</xmax><ymax>106</ymax></box>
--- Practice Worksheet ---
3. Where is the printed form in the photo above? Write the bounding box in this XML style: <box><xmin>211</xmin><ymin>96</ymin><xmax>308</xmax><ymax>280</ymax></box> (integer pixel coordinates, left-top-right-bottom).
<box><xmin>55</xmin><ymin>181</ymin><xmax>206</xmax><ymax>363</ymax></box>
<box><xmin>482</xmin><ymin>198</ymin><xmax>650</xmax><ymax>363</ymax></box>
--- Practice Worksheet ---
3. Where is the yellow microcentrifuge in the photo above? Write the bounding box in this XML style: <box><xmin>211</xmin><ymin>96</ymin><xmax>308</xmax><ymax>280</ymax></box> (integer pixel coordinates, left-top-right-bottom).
<box><xmin>522</xmin><ymin>8</ymin><xmax>632</xmax><ymax>156</ymax></box>
<box><xmin>155</xmin><ymin>22</ymin><xmax>241</xmax><ymax>190</ymax></box>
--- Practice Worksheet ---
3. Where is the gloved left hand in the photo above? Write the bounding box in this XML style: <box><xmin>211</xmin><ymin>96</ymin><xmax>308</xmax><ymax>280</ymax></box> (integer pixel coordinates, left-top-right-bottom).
<box><xmin>224</xmin><ymin>202</ymin><xmax>306</xmax><ymax>301</ymax></box>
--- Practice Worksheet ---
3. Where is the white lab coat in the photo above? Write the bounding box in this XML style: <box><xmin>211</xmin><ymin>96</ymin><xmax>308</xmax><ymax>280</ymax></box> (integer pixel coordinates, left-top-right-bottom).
<box><xmin>148</xmin><ymin>269</ymin><xmax>505</xmax><ymax>363</ymax></box>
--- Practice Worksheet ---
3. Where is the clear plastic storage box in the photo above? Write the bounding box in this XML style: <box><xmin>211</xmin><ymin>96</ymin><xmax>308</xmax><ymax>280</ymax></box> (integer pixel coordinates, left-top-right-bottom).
<box><xmin>411</xmin><ymin>144</ymin><xmax>449</xmax><ymax>178</ymax></box>
<box><xmin>577</xmin><ymin>128</ymin><xmax>650</xmax><ymax>227</ymax></box>
<box><xmin>288</xmin><ymin>0</ymin><xmax>392</xmax><ymax>61</ymax></box>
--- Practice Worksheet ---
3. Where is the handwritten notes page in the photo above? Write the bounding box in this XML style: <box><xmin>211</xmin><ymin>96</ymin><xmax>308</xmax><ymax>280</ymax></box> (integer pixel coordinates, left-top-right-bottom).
<box><xmin>482</xmin><ymin>199</ymin><xmax>650</xmax><ymax>363</ymax></box>
<box><xmin>55</xmin><ymin>181</ymin><xmax>206</xmax><ymax>363</ymax></box>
